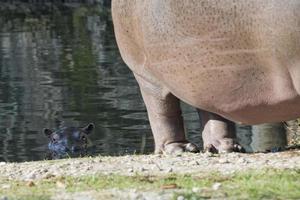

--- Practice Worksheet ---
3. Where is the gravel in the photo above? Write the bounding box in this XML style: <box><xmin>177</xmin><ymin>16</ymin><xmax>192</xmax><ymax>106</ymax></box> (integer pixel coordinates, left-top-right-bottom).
<box><xmin>1</xmin><ymin>150</ymin><xmax>300</xmax><ymax>200</ymax></box>
<box><xmin>0</xmin><ymin>150</ymin><xmax>299</xmax><ymax>181</ymax></box>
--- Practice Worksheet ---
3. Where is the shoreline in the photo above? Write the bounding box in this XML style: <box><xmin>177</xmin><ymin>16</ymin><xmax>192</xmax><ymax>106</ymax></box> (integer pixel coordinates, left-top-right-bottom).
<box><xmin>1</xmin><ymin>150</ymin><xmax>299</xmax><ymax>181</ymax></box>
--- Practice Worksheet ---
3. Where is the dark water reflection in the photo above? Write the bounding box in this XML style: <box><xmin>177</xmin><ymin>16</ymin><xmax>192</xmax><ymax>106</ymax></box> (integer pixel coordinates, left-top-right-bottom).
<box><xmin>0</xmin><ymin>2</ymin><xmax>287</xmax><ymax>162</ymax></box>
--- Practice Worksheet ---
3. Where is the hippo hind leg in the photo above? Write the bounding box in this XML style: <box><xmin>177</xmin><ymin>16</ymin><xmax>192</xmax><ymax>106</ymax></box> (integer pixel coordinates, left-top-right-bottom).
<box><xmin>198</xmin><ymin>110</ymin><xmax>244</xmax><ymax>153</ymax></box>
<box><xmin>134</xmin><ymin>74</ymin><xmax>199</xmax><ymax>154</ymax></box>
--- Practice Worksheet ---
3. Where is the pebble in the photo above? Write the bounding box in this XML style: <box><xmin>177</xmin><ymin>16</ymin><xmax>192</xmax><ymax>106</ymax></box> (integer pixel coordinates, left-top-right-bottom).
<box><xmin>94</xmin><ymin>158</ymin><xmax>102</xmax><ymax>163</ymax></box>
<box><xmin>191</xmin><ymin>160</ymin><xmax>200</xmax><ymax>166</ymax></box>
<box><xmin>161</xmin><ymin>184</ymin><xmax>178</xmax><ymax>189</ymax></box>
<box><xmin>44</xmin><ymin>173</ymin><xmax>55</xmax><ymax>179</ymax></box>
<box><xmin>146</xmin><ymin>160</ymin><xmax>154</xmax><ymax>164</ymax></box>
<box><xmin>140</xmin><ymin>167</ymin><xmax>146</xmax><ymax>172</ymax></box>
<box><xmin>25</xmin><ymin>171</ymin><xmax>37</xmax><ymax>180</ymax></box>
<box><xmin>237</xmin><ymin>158</ymin><xmax>249</xmax><ymax>164</ymax></box>
<box><xmin>26</xmin><ymin>181</ymin><xmax>35</xmax><ymax>187</ymax></box>
<box><xmin>130</xmin><ymin>192</ymin><xmax>144</xmax><ymax>200</ymax></box>
<box><xmin>192</xmin><ymin>187</ymin><xmax>201</xmax><ymax>193</ymax></box>
<box><xmin>153</xmin><ymin>154</ymin><xmax>162</xmax><ymax>158</ymax></box>
<box><xmin>222</xmin><ymin>170</ymin><xmax>236</xmax><ymax>175</ymax></box>
<box><xmin>85</xmin><ymin>166</ymin><xmax>92</xmax><ymax>171</ymax></box>
<box><xmin>0</xmin><ymin>162</ymin><xmax>6</xmax><ymax>166</ymax></box>
<box><xmin>166</xmin><ymin>168</ymin><xmax>173</xmax><ymax>173</ymax></box>
<box><xmin>128</xmin><ymin>168</ymin><xmax>134</xmax><ymax>173</ymax></box>
<box><xmin>203</xmin><ymin>152</ymin><xmax>215</xmax><ymax>158</ymax></box>
<box><xmin>175</xmin><ymin>153</ymin><xmax>183</xmax><ymax>157</ymax></box>
<box><xmin>212</xmin><ymin>182</ymin><xmax>222</xmax><ymax>190</ymax></box>
<box><xmin>227</xmin><ymin>153</ymin><xmax>240</xmax><ymax>158</ymax></box>
<box><xmin>56</xmin><ymin>181</ymin><xmax>66</xmax><ymax>189</ymax></box>
<box><xmin>154</xmin><ymin>163</ymin><xmax>163</xmax><ymax>171</ymax></box>
<box><xmin>1</xmin><ymin>184</ymin><xmax>10</xmax><ymax>189</ymax></box>
<box><xmin>177</xmin><ymin>195</ymin><xmax>185</xmax><ymax>200</ymax></box>
<box><xmin>218</xmin><ymin>158</ymin><xmax>229</xmax><ymax>164</ymax></box>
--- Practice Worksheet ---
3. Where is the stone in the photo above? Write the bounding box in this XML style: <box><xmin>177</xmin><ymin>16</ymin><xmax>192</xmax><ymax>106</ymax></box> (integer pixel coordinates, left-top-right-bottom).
<box><xmin>212</xmin><ymin>182</ymin><xmax>222</xmax><ymax>190</ymax></box>
<box><xmin>218</xmin><ymin>158</ymin><xmax>230</xmax><ymax>164</ymax></box>
<box><xmin>177</xmin><ymin>195</ymin><xmax>185</xmax><ymax>200</ymax></box>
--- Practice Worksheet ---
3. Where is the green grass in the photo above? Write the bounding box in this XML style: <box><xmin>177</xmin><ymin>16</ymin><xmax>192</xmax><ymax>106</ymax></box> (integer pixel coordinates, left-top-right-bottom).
<box><xmin>174</xmin><ymin>169</ymin><xmax>300</xmax><ymax>200</ymax></box>
<box><xmin>0</xmin><ymin>169</ymin><xmax>300</xmax><ymax>200</ymax></box>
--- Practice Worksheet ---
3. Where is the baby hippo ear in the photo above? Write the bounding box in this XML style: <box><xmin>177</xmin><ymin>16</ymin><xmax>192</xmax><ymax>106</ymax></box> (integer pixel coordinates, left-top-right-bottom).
<box><xmin>44</xmin><ymin>128</ymin><xmax>53</xmax><ymax>138</ymax></box>
<box><xmin>82</xmin><ymin>123</ymin><xmax>94</xmax><ymax>134</ymax></box>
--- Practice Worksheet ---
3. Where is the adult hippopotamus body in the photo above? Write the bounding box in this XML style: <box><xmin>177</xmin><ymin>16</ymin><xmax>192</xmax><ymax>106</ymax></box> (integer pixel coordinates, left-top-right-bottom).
<box><xmin>112</xmin><ymin>0</ymin><xmax>300</xmax><ymax>153</ymax></box>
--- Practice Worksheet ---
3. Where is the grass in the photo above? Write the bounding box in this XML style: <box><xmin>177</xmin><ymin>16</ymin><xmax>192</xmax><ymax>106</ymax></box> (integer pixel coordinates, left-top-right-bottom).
<box><xmin>0</xmin><ymin>169</ymin><xmax>299</xmax><ymax>200</ymax></box>
<box><xmin>174</xmin><ymin>169</ymin><xmax>300</xmax><ymax>200</ymax></box>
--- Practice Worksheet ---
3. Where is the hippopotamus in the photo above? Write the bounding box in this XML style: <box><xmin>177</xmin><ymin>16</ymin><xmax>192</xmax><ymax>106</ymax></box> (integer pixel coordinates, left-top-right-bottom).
<box><xmin>112</xmin><ymin>0</ymin><xmax>300</xmax><ymax>154</ymax></box>
<box><xmin>44</xmin><ymin>123</ymin><xmax>95</xmax><ymax>159</ymax></box>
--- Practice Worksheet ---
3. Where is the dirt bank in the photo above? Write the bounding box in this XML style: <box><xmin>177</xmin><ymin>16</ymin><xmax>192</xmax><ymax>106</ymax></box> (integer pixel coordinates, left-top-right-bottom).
<box><xmin>1</xmin><ymin>150</ymin><xmax>299</xmax><ymax>181</ymax></box>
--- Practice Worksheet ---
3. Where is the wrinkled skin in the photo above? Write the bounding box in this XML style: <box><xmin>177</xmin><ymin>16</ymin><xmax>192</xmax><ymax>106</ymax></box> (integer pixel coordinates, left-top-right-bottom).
<box><xmin>44</xmin><ymin>123</ymin><xmax>94</xmax><ymax>159</ymax></box>
<box><xmin>112</xmin><ymin>0</ymin><xmax>300</xmax><ymax>154</ymax></box>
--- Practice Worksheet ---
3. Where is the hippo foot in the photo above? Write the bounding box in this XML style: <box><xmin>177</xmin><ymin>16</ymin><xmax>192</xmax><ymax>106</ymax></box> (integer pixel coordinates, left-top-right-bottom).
<box><xmin>159</xmin><ymin>142</ymin><xmax>199</xmax><ymax>155</ymax></box>
<box><xmin>204</xmin><ymin>138</ymin><xmax>245</xmax><ymax>153</ymax></box>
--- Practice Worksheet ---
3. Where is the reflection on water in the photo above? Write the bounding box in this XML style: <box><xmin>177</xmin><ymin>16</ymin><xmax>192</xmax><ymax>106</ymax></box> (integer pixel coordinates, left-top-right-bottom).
<box><xmin>0</xmin><ymin>2</ymin><xmax>287</xmax><ymax>162</ymax></box>
<box><xmin>236</xmin><ymin>123</ymin><xmax>287</xmax><ymax>153</ymax></box>
<box><xmin>0</xmin><ymin>2</ymin><xmax>153</xmax><ymax>162</ymax></box>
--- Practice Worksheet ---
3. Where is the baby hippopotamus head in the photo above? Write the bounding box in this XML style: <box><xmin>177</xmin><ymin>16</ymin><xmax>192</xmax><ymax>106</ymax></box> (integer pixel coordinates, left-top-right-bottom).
<box><xmin>44</xmin><ymin>123</ymin><xmax>95</xmax><ymax>159</ymax></box>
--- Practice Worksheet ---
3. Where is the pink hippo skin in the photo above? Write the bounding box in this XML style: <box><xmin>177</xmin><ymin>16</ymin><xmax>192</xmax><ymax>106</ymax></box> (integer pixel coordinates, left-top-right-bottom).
<box><xmin>112</xmin><ymin>0</ymin><xmax>300</xmax><ymax>154</ymax></box>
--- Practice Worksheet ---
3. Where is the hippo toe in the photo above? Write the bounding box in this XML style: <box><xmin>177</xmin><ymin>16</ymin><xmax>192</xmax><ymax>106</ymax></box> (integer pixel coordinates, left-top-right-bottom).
<box><xmin>162</xmin><ymin>142</ymin><xmax>199</xmax><ymax>155</ymax></box>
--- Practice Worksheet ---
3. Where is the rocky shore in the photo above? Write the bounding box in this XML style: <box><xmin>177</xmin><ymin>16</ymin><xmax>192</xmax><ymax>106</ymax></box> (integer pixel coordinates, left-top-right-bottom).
<box><xmin>1</xmin><ymin>150</ymin><xmax>299</xmax><ymax>181</ymax></box>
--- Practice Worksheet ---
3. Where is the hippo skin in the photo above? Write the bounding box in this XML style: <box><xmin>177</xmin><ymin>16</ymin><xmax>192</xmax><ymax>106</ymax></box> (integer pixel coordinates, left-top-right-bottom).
<box><xmin>112</xmin><ymin>0</ymin><xmax>300</xmax><ymax>154</ymax></box>
<box><xmin>44</xmin><ymin>123</ymin><xmax>94</xmax><ymax>159</ymax></box>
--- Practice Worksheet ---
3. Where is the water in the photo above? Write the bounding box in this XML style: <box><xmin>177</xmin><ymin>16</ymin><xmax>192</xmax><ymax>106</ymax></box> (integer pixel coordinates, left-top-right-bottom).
<box><xmin>0</xmin><ymin>2</ymin><xmax>287</xmax><ymax>162</ymax></box>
